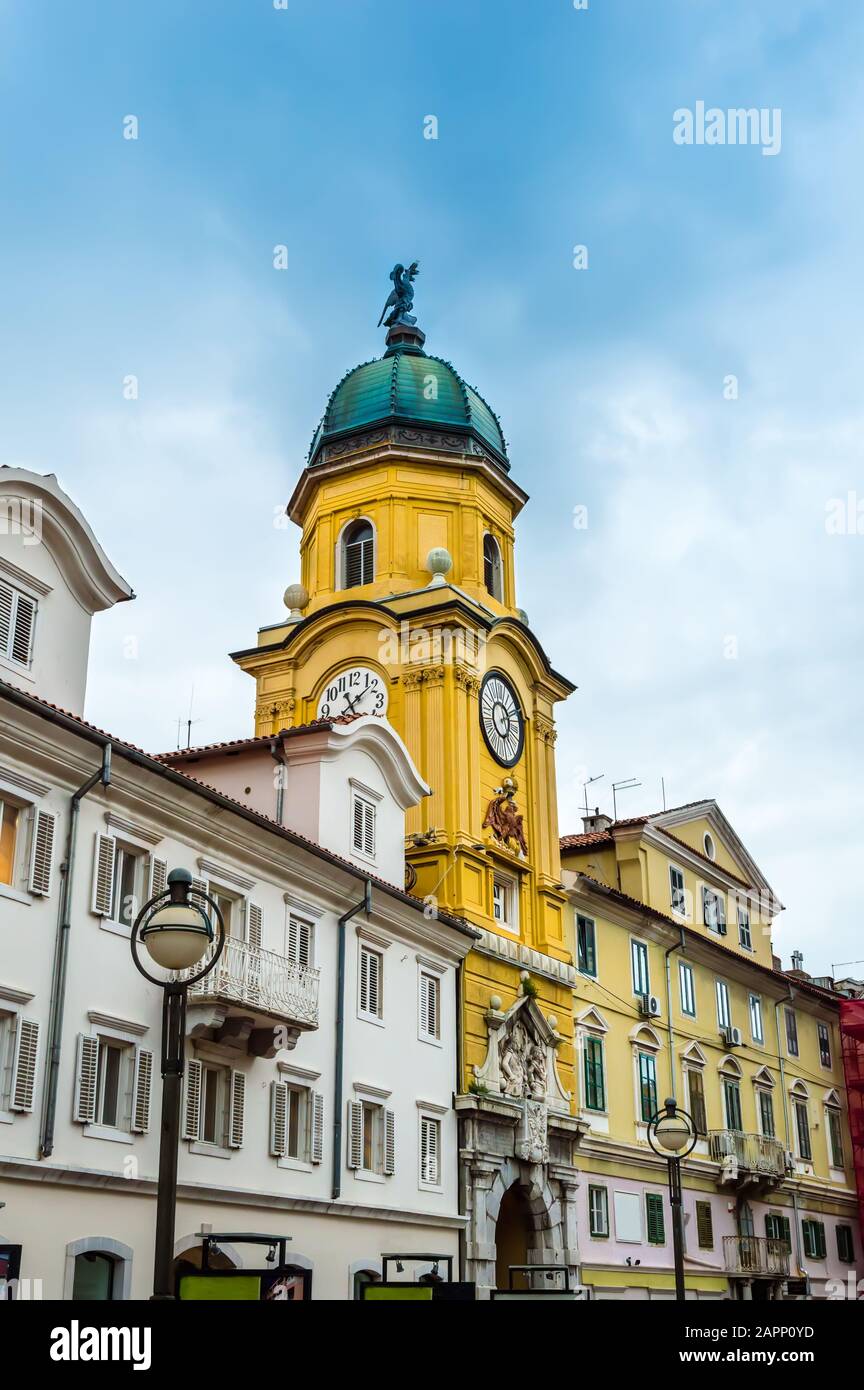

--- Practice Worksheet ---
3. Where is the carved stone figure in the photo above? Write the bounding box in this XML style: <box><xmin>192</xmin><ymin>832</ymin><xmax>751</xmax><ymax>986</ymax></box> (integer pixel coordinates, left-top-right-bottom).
<box><xmin>483</xmin><ymin>786</ymin><xmax>528</xmax><ymax>856</ymax></box>
<box><xmin>377</xmin><ymin>261</ymin><xmax>420</xmax><ymax>328</ymax></box>
<box><xmin>528</xmin><ymin>1042</ymin><xmax>547</xmax><ymax>1099</ymax></box>
<box><xmin>523</xmin><ymin>1100</ymin><xmax>549</xmax><ymax>1163</ymax></box>
<box><xmin>499</xmin><ymin>1019</ymin><xmax>528</xmax><ymax>1097</ymax></box>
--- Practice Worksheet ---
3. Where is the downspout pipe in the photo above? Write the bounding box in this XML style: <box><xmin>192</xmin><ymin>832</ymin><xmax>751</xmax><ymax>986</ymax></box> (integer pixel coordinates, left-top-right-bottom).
<box><xmin>774</xmin><ymin>984</ymin><xmax>805</xmax><ymax>1275</ymax></box>
<box><xmin>40</xmin><ymin>743</ymin><xmax>112</xmax><ymax>1158</ymax></box>
<box><xmin>664</xmin><ymin>927</ymin><xmax>686</xmax><ymax>1101</ymax></box>
<box><xmin>331</xmin><ymin>877</ymin><xmax>372</xmax><ymax>1201</ymax></box>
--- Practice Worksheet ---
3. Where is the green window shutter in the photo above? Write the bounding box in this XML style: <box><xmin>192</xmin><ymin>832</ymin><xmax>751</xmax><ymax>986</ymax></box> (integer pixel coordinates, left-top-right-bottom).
<box><xmin>584</xmin><ymin>1036</ymin><xmax>605</xmax><ymax>1111</ymax></box>
<box><xmin>837</xmin><ymin>1225</ymin><xmax>854</xmax><ymax>1263</ymax></box>
<box><xmin>695</xmin><ymin>1201</ymin><xmax>714</xmax><ymax>1249</ymax></box>
<box><xmin>646</xmin><ymin>1192</ymin><xmax>665</xmax><ymax>1245</ymax></box>
<box><xmin>815</xmin><ymin>1222</ymin><xmax>826</xmax><ymax>1259</ymax></box>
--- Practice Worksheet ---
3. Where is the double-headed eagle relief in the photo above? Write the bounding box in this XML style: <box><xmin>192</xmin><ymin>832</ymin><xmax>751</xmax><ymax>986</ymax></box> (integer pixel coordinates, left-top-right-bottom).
<box><xmin>483</xmin><ymin>779</ymin><xmax>528</xmax><ymax>857</ymax></box>
<box><xmin>377</xmin><ymin>261</ymin><xmax>420</xmax><ymax>328</ymax></box>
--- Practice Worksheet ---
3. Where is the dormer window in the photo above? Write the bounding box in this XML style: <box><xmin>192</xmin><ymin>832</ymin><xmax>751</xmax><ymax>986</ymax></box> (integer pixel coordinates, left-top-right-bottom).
<box><xmin>341</xmin><ymin>520</ymin><xmax>374</xmax><ymax>589</ymax></box>
<box><xmin>0</xmin><ymin>579</ymin><xmax>36</xmax><ymax>668</ymax></box>
<box><xmin>483</xmin><ymin>533</ymin><xmax>503</xmax><ymax>601</ymax></box>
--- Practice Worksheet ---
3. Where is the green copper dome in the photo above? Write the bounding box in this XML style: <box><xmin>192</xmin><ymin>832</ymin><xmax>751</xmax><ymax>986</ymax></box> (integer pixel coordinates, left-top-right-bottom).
<box><xmin>307</xmin><ymin>347</ymin><xmax>509</xmax><ymax>471</ymax></box>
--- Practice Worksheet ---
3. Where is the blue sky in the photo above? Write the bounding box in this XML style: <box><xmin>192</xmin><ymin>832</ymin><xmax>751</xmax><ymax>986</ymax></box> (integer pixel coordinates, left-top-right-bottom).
<box><xmin>1</xmin><ymin>0</ymin><xmax>861</xmax><ymax>974</ymax></box>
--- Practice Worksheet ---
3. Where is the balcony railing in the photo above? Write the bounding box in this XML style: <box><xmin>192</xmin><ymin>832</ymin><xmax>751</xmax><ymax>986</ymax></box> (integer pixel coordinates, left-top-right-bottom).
<box><xmin>723</xmin><ymin>1235</ymin><xmax>790</xmax><ymax>1278</ymax></box>
<box><xmin>709</xmin><ymin>1130</ymin><xmax>787</xmax><ymax>1182</ymax></box>
<box><xmin>184</xmin><ymin>936</ymin><xmax>320</xmax><ymax>1029</ymax></box>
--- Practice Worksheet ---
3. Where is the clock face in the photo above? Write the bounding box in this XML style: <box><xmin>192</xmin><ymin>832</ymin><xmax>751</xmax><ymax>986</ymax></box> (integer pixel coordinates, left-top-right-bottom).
<box><xmin>317</xmin><ymin>666</ymin><xmax>388</xmax><ymax>719</ymax></box>
<box><xmin>479</xmin><ymin>671</ymin><xmax>524</xmax><ymax>767</ymax></box>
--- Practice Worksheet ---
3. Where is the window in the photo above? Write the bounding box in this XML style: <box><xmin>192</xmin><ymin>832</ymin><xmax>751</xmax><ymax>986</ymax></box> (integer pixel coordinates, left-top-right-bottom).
<box><xmin>341</xmin><ymin>520</ymin><xmax>374</xmax><ymax>589</ymax></box>
<box><xmin>737</xmin><ymin>906</ymin><xmax>752</xmax><ymax>949</ymax></box>
<box><xmin>645</xmin><ymin>1192</ymin><xmax>665</xmax><ymax>1245</ymax></box>
<box><xmin>0</xmin><ymin>579</ymin><xmax>36</xmax><ymax>668</ymax></box>
<box><xmin>794</xmin><ymin>1098</ymin><xmax>812</xmax><ymax>1161</ymax></box>
<box><xmin>492</xmin><ymin>874</ymin><xmax>518</xmax><ymax>934</ymax></box>
<box><xmin>785</xmin><ymin>1008</ymin><xmax>799</xmax><ymax>1057</ymax></box>
<box><xmin>348</xmin><ymin>1099</ymin><xmax>395</xmax><ymax>1176</ymax></box>
<box><xmin>749</xmin><ymin>994</ymin><xmax>764</xmax><ymax>1044</ymax></box>
<box><xmin>827</xmin><ymin>1107</ymin><xmax>844</xmax><ymax>1168</ymax></box>
<box><xmin>802</xmin><ymin>1219</ymin><xmax>826</xmax><ymax>1260</ymax></box>
<box><xmin>483</xmin><ymin>533</ymin><xmax>503</xmax><ymax>600</ymax></box>
<box><xmin>695</xmin><ymin>1200</ymin><xmax>714</xmax><ymax>1249</ymax></box>
<box><xmin>419</xmin><ymin>1115</ymin><xmax>441</xmax><ymax>1186</ymax></box>
<box><xmin>837</xmin><ymin>1225</ymin><xmax>855</xmax><ymax>1263</ymax></box>
<box><xmin>583</xmin><ymin>1035</ymin><xmax>606</xmax><ymax>1112</ymax></box>
<box><xmin>638</xmin><ymin>1051</ymin><xmax>658</xmax><ymax>1123</ymax></box>
<box><xmin>287</xmin><ymin>914</ymin><xmax>314</xmax><ymax>969</ymax></box>
<box><xmin>631</xmin><ymin>939</ymin><xmax>650</xmax><ymax>996</ymax></box>
<box><xmin>576</xmin><ymin>914</ymin><xmax>597</xmax><ymax>977</ymax></box>
<box><xmin>209</xmin><ymin>888</ymin><xmax>240</xmax><ymax>938</ymax></box>
<box><xmin>723</xmin><ymin>1077</ymin><xmax>743</xmax><ymax>1132</ymax></box>
<box><xmin>112</xmin><ymin>846</ymin><xmax>146</xmax><ymax>927</ymax></box>
<box><xmin>588</xmin><ymin>1185</ymin><xmax>609</xmax><ymax>1237</ymax></box>
<box><xmin>284</xmin><ymin>1087</ymin><xmax>308</xmax><ymax>1160</ymax></box>
<box><xmin>73</xmin><ymin>1034</ymin><xmax>151</xmax><ymax>1136</ymax></box>
<box><xmin>351</xmin><ymin>793</ymin><xmax>376</xmax><ymax>859</ymax></box>
<box><xmin>95</xmin><ymin>1038</ymin><xmax>132</xmax><ymax>1128</ymax></box>
<box><xmin>679</xmin><ymin>961</ymin><xmax>696</xmax><ymax>1017</ymax></box>
<box><xmin>669</xmin><ymin>865</ymin><xmax>686</xmax><ymax>915</ymax></box>
<box><xmin>359</xmin><ymin>944</ymin><xmax>383</xmax><ymax>1020</ymax></box>
<box><xmin>758</xmin><ymin>1088</ymin><xmax>776</xmax><ymax>1139</ymax></box>
<box><xmin>703</xmin><ymin>832</ymin><xmax>716</xmax><ymax>861</ymax></box>
<box><xmin>716</xmin><ymin>979</ymin><xmax>731</xmax><ymax>1030</ymax></box>
<box><xmin>419</xmin><ymin>970</ymin><xmax>441</xmax><ymax>1042</ymax></box>
<box><xmin>817</xmin><ymin>1023</ymin><xmax>831</xmax><ymax>1068</ymax></box>
<box><xmin>71</xmin><ymin>1252</ymin><xmax>116</xmax><ymax>1302</ymax></box>
<box><xmin>0</xmin><ymin>797</ymin><xmax>19</xmax><ymax>886</ymax></box>
<box><xmin>200</xmin><ymin>1064</ymin><xmax>228</xmax><ymax>1146</ymax></box>
<box><xmin>702</xmin><ymin>886</ymin><xmax>726</xmax><ymax>935</ymax></box>
<box><xmin>0</xmin><ymin>1009</ymin><xmax>41</xmax><ymax>1116</ymax></box>
<box><xmin>269</xmin><ymin>1080</ymin><xmax>323</xmax><ymax>1165</ymax></box>
<box><xmin>183</xmin><ymin>1059</ymin><xmax>245</xmax><ymax>1150</ymax></box>
<box><xmin>765</xmin><ymin>1213</ymin><xmax>791</xmax><ymax>1249</ymax></box>
<box><xmin>687</xmin><ymin>1068</ymin><xmax>707</xmax><ymax>1136</ymax></box>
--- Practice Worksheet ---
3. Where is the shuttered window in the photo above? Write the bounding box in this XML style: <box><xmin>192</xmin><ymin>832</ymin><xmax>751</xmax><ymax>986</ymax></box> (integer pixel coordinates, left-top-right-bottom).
<box><xmin>0</xmin><ymin>580</ymin><xmax>36</xmax><ymax>667</ymax></box>
<box><xmin>576</xmin><ymin>914</ymin><xmax>597</xmax><ymax>976</ymax></box>
<box><xmin>583</xmin><ymin>1035</ymin><xmax>605</xmax><ymax>1111</ymax></box>
<box><xmin>638</xmin><ymin>1051</ymin><xmax>657</xmax><ymax>1123</ymax></box>
<box><xmin>0</xmin><ymin>797</ymin><xmax>20</xmax><ymax>887</ymax></box>
<box><xmin>802</xmin><ymin>1219</ymin><xmax>826</xmax><ymax>1260</ymax></box>
<box><xmin>420</xmin><ymin>1115</ymin><xmax>440</xmax><ymax>1186</ymax></box>
<box><xmin>794</xmin><ymin>1099</ymin><xmax>812</xmax><ymax>1160</ymax></box>
<box><xmin>765</xmin><ymin>1213</ymin><xmax>791</xmax><ymax>1248</ymax></box>
<box><xmin>352</xmin><ymin>794</ymin><xmax>376</xmax><ymax>858</ymax></box>
<box><xmin>827</xmin><ymin>1107</ymin><xmax>844</xmax><ymax>1167</ymax></box>
<box><xmin>342</xmin><ymin>521</ymin><xmax>374</xmax><ymax>589</ymax></box>
<box><xmin>183</xmin><ymin>1058</ymin><xmax>203</xmax><ymax>1140</ymax></box>
<box><xmin>702</xmin><ymin>887</ymin><xmax>727</xmax><ymax>934</ymax></box>
<box><xmin>228</xmin><ymin>1070</ymin><xmax>245</xmax><ymax>1149</ymax></box>
<box><xmin>131</xmin><ymin>1048</ymin><xmax>153</xmax><ymax>1133</ymax></box>
<box><xmin>419</xmin><ymin>970</ymin><xmax>440</xmax><ymax>1041</ymax></box>
<box><xmin>723</xmin><ymin>1078</ymin><xmax>743</xmax><ymax>1132</ymax></box>
<box><xmin>669</xmin><ymin>865</ymin><xmax>686</xmax><ymax>915</ymax></box>
<box><xmin>758</xmin><ymin>1088</ymin><xmax>775</xmax><ymax>1139</ymax></box>
<box><xmin>695</xmin><ymin>1200</ymin><xmax>714</xmax><ymax>1249</ymax></box>
<box><xmin>287</xmin><ymin>914</ymin><xmax>313</xmax><ymax>968</ymax></box>
<box><xmin>347</xmin><ymin>1099</ymin><xmax>364</xmax><ymax>1169</ymax></box>
<box><xmin>785</xmin><ymin>1008</ymin><xmax>799</xmax><ymax>1057</ymax></box>
<box><xmin>90</xmin><ymin>834</ymin><xmax>116</xmax><ymax>916</ymax></box>
<box><xmin>9</xmin><ymin>1016</ymin><xmax>40</xmax><ymax>1112</ymax></box>
<box><xmin>28</xmin><ymin>808</ymin><xmax>56</xmax><ymax>895</ymax></box>
<box><xmin>359</xmin><ymin>944</ymin><xmax>383</xmax><ymax>1019</ymax></box>
<box><xmin>271</xmin><ymin>1081</ymin><xmax>322</xmax><ymax>1163</ymax></box>
<box><xmin>645</xmin><ymin>1192</ymin><xmax>666</xmax><ymax>1245</ymax></box>
<box><xmin>687</xmin><ymin>1068</ymin><xmax>707</xmax><ymax>1135</ymax></box>
<box><xmin>631</xmin><ymin>940</ymin><xmax>650</xmax><ymax>996</ymax></box>
<box><xmin>148</xmin><ymin>856</ymin><xmax>168</xmax><ymax>900</ymax></box>
<box><xmin>347</xmin><ymin>1099</ymin><xmax>393</xmax><ymax>1175</ymax></box>
<box><xmin>588</xmin><ymin>1185</ymin><xmax>609</xmax><ymax>1237</ymax></box>
<box><xmin>837</xmin><ymin>1225</ymin><xmax>855</xmax><ymax>1263</ymax></box>
<box><xmin>679</xmin><ymin>961</ymin><xmax>696</xmax><ymax>1017</ymax></box>
<box><xmin>817</xmin><ymin>1023</ymin><xmax>832</xmax><ymax>1068</ymax></box>
<box><xmin>73</xmin><ymin>1034</ymin><xmax>100</xmax><ymax>1124</ymax></box>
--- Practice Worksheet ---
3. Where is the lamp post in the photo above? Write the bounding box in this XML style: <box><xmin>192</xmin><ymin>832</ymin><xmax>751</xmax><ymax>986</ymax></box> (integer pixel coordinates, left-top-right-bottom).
<box><xmin>647</xmin><ymin>1098</ymin><xmax>697</xmax><ymax>1301</ymax></box>
<box><xmin>130</xmin><ymin>868</ymin><xmax>225</xmax><ymax>1300</ymax></box>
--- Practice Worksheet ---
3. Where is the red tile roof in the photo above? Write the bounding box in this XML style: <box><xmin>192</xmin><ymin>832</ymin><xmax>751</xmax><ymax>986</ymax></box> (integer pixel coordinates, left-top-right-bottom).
<box><xmin>156</xmin><ymin>714</ymin><xmax>370</xmax><ymax>763</ymax></box>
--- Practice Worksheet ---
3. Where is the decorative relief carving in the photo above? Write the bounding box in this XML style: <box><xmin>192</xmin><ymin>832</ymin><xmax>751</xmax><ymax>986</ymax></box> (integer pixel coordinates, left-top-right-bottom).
<box><xmin>472</xmin><ymin>996</ymin><xmax>571</xmax><ymax>1163</ymax></box>
<box><xmin>482</xmin><ymin>779</ymin><xmax>528</xmax><ymax>856</ymax></box>
<box><xmin>534</xmin><ymin>716</ymin><xmax>557</xmax><ymax>746</ymax></box>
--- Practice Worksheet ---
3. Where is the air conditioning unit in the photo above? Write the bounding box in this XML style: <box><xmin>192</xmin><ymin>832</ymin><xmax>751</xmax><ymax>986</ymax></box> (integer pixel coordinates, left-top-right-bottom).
<box><xmin>721</xmin><ymin>1025</ymin><xmax>743</xmax><ymax>1046</ymax></box>
<box><xmin>639</xmin><ymin>994</ymin><xmax>662</xmax><ymax>1018</ymax></box>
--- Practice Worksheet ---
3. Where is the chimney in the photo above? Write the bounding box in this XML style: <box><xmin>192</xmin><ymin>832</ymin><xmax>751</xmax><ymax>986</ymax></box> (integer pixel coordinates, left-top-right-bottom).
<box><xmin>790</xmin><ymin>950</ymin><xmax>804</xmax><ymax>972</ymax></box>
<box><xmin>582</xmin><ymin>807</ymin><xmax>613</xmax><ymax>834</ymax></box>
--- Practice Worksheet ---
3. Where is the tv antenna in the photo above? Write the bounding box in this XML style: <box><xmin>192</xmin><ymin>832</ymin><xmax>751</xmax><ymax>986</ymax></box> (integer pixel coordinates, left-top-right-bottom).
<box><xmin>176</xmin><ymin>685</ymin><xmax>202</xmax><ymax>750</ymax></box>
<box><xmin>581</xmin><ymin>773</ymin><xmax>605</xmax><ymax>817</ymax></box>
<box><xmin>612</xmin><ymin>777</ymin><xmax>642</xmax><ymax>821</ymax></box>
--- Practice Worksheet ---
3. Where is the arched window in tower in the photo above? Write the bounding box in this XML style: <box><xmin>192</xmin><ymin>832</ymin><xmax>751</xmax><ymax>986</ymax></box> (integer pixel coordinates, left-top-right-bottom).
<box><xmin>341</xmin><ymin>520</ymin><xmax>374</xmax><ymax>589</ymax></box>
<box><xmin>483</xmin><ymin>534</ymin><xmax>503</xmax><ymax>601</ymax></box>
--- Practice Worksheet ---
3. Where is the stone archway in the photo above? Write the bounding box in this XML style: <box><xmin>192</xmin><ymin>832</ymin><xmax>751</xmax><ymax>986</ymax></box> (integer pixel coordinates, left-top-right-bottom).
<box><xmin>463</xmin><ymin>1154</ymin><xmax>574</xmax><ymax>1296</ymax></box>
<box><xmin>495</xmin><ymin>1183</ymin><xmax>533</xmax><ymax>1290</ymax></box>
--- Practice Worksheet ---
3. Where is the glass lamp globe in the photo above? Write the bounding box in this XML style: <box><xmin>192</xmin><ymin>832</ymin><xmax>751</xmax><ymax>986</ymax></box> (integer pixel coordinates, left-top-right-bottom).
<box><xmin>141</xmin><ymin>902</ymin><xmax>212</xmax><ymax>971</ymax></box>
<box><xmin>654</xmin><ymin>1109</ymin><xmax>692</xmax><ymax>1154</ymax></box>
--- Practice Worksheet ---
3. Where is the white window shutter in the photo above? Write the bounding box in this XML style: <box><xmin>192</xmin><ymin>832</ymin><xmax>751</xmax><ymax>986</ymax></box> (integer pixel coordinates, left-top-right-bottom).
<box><xmin>288</xmin><ymin>915</ymin><xmax>311</xmax><ymax>968</ymax></box>
<box><xmin>91</xmin><ymin>834</ymin><xmax>116</xmax><ymax>916</ymax></box>
<box><xmin>183</xmin><ymin>1058</ymin><xmax>202</xmax><ymax>1140</ymax></box>
<box><xmin>131</xmin><ymin>1048</ymin><xmax>153</xmax><ymax>1134</ymax></box>
<box><xmin>270</xmin><ymin>1080</ymin><xmax>288</xmax><ymax>1156</ymax></box>
<box><xmin>10</xmin><ymin>1017</ymin><xmax>40</xmax><ymax>1112</ymax></box>
<box><xmin>190</xmin><ymin>877</ymin><xmax>208</xmax><ymax>909</ymax></box>
<box><xmin>311</xmin><ymin>1091</ymin><xmax>324</xmax><ymax>1164</ymax></box>
<box><xmin>421</xmin><ymin>1116</ymin><xmax>439</xmax><ymax>1184</ymax></box>
<box><xmin>246</xmin><ymin>901</ymin><xmax>262</xmax><ymax>949</ymax></box>
<box><xmin>352</xmin><ymin>797</ymin><xmax>364</xmax><ymax>852</ymax></box>
<box><xmin>347</xmin><ymin>1099</ymin><xmax>363</xmax><ymax>1168</ymax></box>
<box><xmin>229</xmin><ymin>1070</ymin><xmax>246</xmax><ymax>1149</ymax></box>
<box><xmin>73</xmin><ymin>1033</ymin><xmax>99</xmax><ymax>1123</ymax></box>
<box><xmin>363</xmin><ymin>801</ymin><xmax>375</xmax><ymax>856</ymax></box>
<box><xmin>28</xmin><ymin>808</ymin><xmax>56</xmax><ymax>896</ymax></box>
<box><xmin>10</xmin><ymin>591</ymin><xmax>35</xmax><ymax>665</ymax></box>
<box><xmin>383</xmin><ymin>1108</ymin><xmax>395</xmax><ymax>1175</ymax></box>
<box><xmin>148</xmin><ymin>856</ymin><xmax>168</xmax><ymax>899</ymax></box>
<box><xmin>0</xmin><ymin>582</ymin><xmax>12</xmax><ymax>654</ymax></box>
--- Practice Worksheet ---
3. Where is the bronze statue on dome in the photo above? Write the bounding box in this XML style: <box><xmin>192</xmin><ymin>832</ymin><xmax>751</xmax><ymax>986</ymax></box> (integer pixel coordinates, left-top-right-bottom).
<box><xmin>377</xmin><ymin>261</ymin><xmax>420</xmax><ymax>328</ymax></box>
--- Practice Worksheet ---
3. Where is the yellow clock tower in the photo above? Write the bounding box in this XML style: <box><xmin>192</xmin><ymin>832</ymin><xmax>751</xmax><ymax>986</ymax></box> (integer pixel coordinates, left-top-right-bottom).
<box><xmin>232</xmin><ymin>277</ymin><xmax>584</xmax><ymax>1290</ymax></box>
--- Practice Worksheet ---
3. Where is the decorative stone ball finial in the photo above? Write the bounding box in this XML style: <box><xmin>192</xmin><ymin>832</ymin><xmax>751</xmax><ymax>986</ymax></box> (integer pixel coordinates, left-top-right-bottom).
<box><xmin>426</xmin><ymin>547</ymin><xmax>452</xmax><ymax>587</ymax></box>
<box><xmin>547</xmin><ymin>1015</ymin><xmax>558</xmax><ymax>1032</ymax></box>
<box><xmin>489</xmin><ymin>994</ymin><xmax>502</xmax><ymax>1012</ymax></box>
<box><xmin>283</xmin><ymin>583</ymin><xmax>309</xmax><ymax>621</ymax></box>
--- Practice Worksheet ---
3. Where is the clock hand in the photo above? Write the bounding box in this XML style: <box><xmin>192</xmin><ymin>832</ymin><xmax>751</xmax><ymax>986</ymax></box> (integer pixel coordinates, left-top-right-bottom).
<box><xmin>343</xmin><ymin>690</ymin><xmax>361</xmax><ymax>714</ymax></box>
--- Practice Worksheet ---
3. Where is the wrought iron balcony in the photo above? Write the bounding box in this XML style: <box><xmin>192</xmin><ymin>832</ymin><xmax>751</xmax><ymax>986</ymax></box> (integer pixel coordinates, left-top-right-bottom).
<box><xmin>708</xmin><ymin>1130</ymin><xmax>788</xmax><ymax>1186</ymax></box>
<box><xmin>723</xmin><ymin>1235</ymin><xmax>790</xmax><ymax>1278</ymax></box>
<box><xmin>184</xmin><ymin>936</ymin><xmax>320</xmax><ymax>1034</ymax></box>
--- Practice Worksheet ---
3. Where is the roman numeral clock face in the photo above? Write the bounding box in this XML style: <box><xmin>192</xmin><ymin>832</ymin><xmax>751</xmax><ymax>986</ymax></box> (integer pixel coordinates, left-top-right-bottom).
<box><xmin>316</xmin><ymin>666</ymin><xmax>388</xmax><ymax>719</ymax></box>
<box><xmin>479</xmin><ymin>672</ymin><xmax>524</xmax><ymax>767</ymax></box>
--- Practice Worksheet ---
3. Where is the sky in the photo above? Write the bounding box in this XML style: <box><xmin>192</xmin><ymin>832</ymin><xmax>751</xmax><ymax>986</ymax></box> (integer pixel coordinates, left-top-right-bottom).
<box><xmin>1</xmin><ymin>0</ymin><xmax>861</xmax><ymax>975</ymax></box>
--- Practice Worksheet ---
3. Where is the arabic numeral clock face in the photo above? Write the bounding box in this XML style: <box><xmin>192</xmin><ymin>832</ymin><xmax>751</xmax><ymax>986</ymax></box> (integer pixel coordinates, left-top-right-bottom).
<box><xmin>479</xmin><ymin>672</ymin><xmax>524</xmax><ymax>767</ymax></box>
<box><xmin>317</xmin><ymin>666</ymin><xmax>388</xmax><ymax>719</ymax></box>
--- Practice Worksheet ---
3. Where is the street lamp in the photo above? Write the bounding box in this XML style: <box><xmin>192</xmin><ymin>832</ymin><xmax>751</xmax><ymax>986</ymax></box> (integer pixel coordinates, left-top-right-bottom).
<box><xmin>647</xmin><ymin>1098</ymin><xmax>697</xmax><ymax>1301</ymax></box>
<box><xmin>131</xmin><ymin>868</ymin><xmax>225</xmax><ymax>1300</ymax></box>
